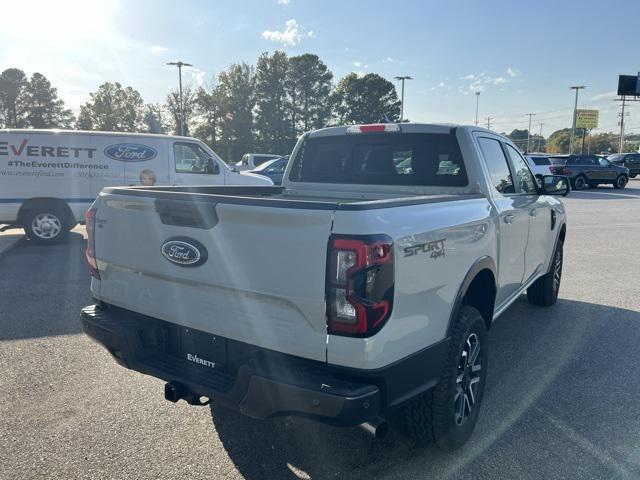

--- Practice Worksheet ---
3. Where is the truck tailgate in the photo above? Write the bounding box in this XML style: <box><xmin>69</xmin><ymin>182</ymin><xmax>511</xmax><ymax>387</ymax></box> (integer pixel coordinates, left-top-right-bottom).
<box><xmin>93</xmin><ymin>193</ymin><xmax>334</xmax><ymax>362</ymax></box>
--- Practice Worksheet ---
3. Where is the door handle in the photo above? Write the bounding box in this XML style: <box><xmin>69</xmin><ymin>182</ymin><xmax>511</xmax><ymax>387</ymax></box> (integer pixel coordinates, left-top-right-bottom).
<box><xmin>503</xmin><ymin>214</ymin><xmax>515</xmax><ymax>224</ymax></box>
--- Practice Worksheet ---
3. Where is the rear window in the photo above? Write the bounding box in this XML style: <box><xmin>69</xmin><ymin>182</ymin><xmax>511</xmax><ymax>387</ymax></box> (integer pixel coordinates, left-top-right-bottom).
<box><xmin>289</xmin><ymin>133</ymin><xmax>468</xmax><ymax>186</ymax></box>
<box><xmin>530</xmin><ymin>156</ymin><xmax>551</xmax><ymax>166</ymax></box>
<box><xmin>254</xmin><ymin>155</ymin><xmax>279</xmax><ymax>166</ymax></box>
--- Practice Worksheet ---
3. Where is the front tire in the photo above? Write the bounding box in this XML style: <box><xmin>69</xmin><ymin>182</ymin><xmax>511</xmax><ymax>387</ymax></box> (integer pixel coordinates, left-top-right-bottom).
<box><xmin>572</xmin><ymin>175</ymin><xmax>586</xmax><ymax>190</ymax></box>
<box><xmin>614</xmin><ymin>175</ymin><xmax>628</xmax><ymax>189</ymax></box>
<box><xmin>404</xmin><ymin>305</ymin><xmax>488</xmax><ymax>451</ymax></box>
<box><xmin>23</xmin><ymin>209</ymin><xmax>69</xmax><ymax>244</ymax></box>
<box><xmin>527</xmin><ymin>241</ymin><xmax>563</xmax><ymax>306</ymax></box>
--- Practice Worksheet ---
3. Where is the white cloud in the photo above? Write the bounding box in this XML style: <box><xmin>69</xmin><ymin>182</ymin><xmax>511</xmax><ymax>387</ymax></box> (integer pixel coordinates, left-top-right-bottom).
<box><xmin>591</xmin><ymin>90</ymin><xmax>616</xmax><ymax>101</ymax></box>
<box><xmin>276</xmin><ymin>0</ymin><xmax>290</xmax><ymax>4</ymax></box>
<box><xmin>149</xmin><ymin>45</ymin><xmax>168</xmax><ymax>54</ymax></box>
<box><xmin>344</xmin><ymin>47</ymin><xmax>350</xmax><ymax>52</ymax></box>
<box><xmin>431</xmin><ymin>81</ymin><xmax>446</xmax><ymax>91</ymax></box>
<box><xmin>353</xmin><ymin>61</ymin><xmax>368</xmax><ymax>69</ymax></box>
<box><xmin>307</xmin><ymin>30</ymin><xmax>315</xmax><ymax>37</ymax></box>
<box><xmin>185</xmin><ymin>67</ymin><xmax>206</xmax><ymax>87</ymax></box>
<box><xmin>507</xmin><ymin>66</ymin><xmax>520</xmax><ymax>77</ymax></box>
<box><xmin>383</xmin><ymin>57</ymin><xmax>394</xmax><ymax>63</ymax></box>
<box><xmin>493</xmin><ymin>76</ymin><xmax>507</xmax><ymax>85</ymax></box>
<box><xmin>262</xmin><ymin>19</ymin><xmax>302</xmax><ymax>46</ymax></box>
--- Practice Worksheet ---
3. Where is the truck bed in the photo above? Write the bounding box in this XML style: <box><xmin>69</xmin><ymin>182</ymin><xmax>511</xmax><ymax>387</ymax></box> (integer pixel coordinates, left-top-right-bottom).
<box><xmin>102</xmin><ymin>185</ymin><xmax>481</xmax><ymax>211</ymax></box>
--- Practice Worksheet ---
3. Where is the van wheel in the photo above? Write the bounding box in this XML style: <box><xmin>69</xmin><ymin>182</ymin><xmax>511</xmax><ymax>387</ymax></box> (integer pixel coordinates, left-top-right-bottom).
<box><xmin>613</xmin><ymin>175</ymin><xmax>628</xmax><ymax>189</ymax></box>
<box><xmin>24</xmin><ymin>209</ymin><xmax>69</xmax><ymax>244</ymax></box>
<box><xmin>403</xmin><ymin>305</ymin><xmax>488</xmax><ymax>451</ymax></box>
<box><xmin>527</xmin><ymin>241</ymin><xmax>563</xmax><ymax>306</ymax></box>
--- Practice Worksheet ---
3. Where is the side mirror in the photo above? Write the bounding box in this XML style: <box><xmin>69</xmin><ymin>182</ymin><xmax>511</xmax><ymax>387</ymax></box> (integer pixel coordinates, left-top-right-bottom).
<box><xmin>541</xmin><ymin>175</ymin><xmax>570</xmax><ymax>197</ymax></box>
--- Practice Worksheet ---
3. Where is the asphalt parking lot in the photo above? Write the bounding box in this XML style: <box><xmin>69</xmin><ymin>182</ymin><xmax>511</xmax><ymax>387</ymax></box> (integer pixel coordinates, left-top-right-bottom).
<box><xmin>1</xmin><ymin>184</ymin><xmax>640</xmax><ymax>480</ymax></box>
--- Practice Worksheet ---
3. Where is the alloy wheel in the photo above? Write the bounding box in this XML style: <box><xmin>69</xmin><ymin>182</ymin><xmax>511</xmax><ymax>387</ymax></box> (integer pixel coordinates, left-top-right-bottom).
<box><xmin>454</xmin><ymin>333</ymin><xmax>482</xmax><ymax>426</ymax></box>
<box><xmin>552</xmin><ymin>248</ymin><xmax>562</xmax><ymax>293</ymax></box>
<box><xmin>31</xmin><ymin>213</ymin><xmax>62</xmax><ymax>240</ymax></box>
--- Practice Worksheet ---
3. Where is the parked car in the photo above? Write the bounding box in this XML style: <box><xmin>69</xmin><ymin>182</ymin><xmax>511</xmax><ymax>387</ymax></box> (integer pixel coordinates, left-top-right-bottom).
<box><xmin>235</xmin><ymin>153</ymin><xmax>283</xmax><ymax>171</ymax></box>
<box><xmin>244</xmin><ymin>156</ymin><xmax>288</xmax><ymax>185</ymax></box>
<box><xmin>81</xmin><ymin>123</ymin><xmax>568</xmax><ymax>451</ymax></box>
<box><xmin>0</xmin><ymin>129</ymin><xmax>272</xmax><ymax>244</ymax></box>
<box><xmin>608</xmin><ymin>153</ymin><xmax>640</xmax><ymax>178</ymax></box>
<box><xmin>524</xmin><ymin>153</ymin><xmax>553</xmax><ymax>179</ymax></box>
<box><xmin>548</xmin><ymin>154</ymin><xmax>629</xmax><ymax>190</ymax></box>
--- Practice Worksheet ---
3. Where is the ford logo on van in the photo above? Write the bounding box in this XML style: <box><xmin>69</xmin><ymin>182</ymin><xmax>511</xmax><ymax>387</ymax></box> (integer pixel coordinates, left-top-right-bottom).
<box><xmin>161</xmin><ymin>237</ymin><xmax>208</xmax><ymax>267</ymax></box>
<box><xmin>104</xmin><ymin>143</ymin><xmax>157</xmax><ymax>162</ymax></box>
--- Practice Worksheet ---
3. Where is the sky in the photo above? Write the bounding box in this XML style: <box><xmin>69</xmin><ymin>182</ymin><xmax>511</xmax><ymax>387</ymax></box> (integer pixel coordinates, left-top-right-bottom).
<box><xmin>2</xmin><ymin>0</ymin><xmax>640</xmax><ymax>138</ymax></box>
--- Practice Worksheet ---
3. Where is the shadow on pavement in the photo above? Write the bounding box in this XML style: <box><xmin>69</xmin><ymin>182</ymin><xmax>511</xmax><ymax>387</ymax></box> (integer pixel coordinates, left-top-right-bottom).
<box><xmin>0</xmin><ymin>232</ymin><xmax>90</xmax><ymax>341</ymax></box>
<box><xmin>210</xmin><ymin>298</ymin><xmax>640</xmax><ymax>480</ymax></box>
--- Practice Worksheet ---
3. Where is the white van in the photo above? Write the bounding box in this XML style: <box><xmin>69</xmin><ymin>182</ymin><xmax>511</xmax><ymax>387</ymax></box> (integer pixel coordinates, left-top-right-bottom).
<box><xmin>0</xmin><ymin>129</ymin><xmax>272</xmax><ymax>243</ymax></box>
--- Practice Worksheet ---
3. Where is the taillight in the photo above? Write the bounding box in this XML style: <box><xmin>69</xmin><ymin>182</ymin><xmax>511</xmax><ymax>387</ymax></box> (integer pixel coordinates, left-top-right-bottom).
<box><xmin>326</xmin><ymin>235</ymin><xmax>394</xmax><ymax>337</ymax></box>
<box><xmin>85</xmin><ymin>208</ymin><xmax>100</xmax><ymax>279</ymax></box>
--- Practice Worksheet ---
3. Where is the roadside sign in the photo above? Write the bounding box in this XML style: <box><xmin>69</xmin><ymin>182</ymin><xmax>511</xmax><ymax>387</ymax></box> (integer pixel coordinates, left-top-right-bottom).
<box><xmin>576</xmin><ymin>109</ymin><xmax>599</xmax><ymax>129</ymax></box>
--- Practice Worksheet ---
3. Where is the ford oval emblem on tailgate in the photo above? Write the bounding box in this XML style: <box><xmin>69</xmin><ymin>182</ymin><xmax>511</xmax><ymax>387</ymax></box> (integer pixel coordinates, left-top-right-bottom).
<box><xmin>161</xmin><ymin>237</ymin><xmax>208</xmax><ymax>267</ymax></box>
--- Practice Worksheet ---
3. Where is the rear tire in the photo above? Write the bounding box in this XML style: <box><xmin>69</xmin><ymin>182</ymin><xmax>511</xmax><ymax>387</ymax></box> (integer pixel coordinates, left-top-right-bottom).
<box><xmin>572</xmin><ymin>175</ymin><xmax>586</xmax><ymax>190</ymax></box>
<box><xmin>527</xmin><ymin>241</ymin><xmax>563</xmax><ymax>306</ymax></box>
<box><xmin>403</xmin><ymin>305</ymin><xmax>488</xmax><ymax>451</ymax></box>
<box><xmin>23</xmin><ymin>208</ymin><xmax>69</xmax><ymax>244</ymax></box>
<box><xmin>613</xmin><ymin>175</ymin><xmax>628</xmax><ymax>189</ymax></box>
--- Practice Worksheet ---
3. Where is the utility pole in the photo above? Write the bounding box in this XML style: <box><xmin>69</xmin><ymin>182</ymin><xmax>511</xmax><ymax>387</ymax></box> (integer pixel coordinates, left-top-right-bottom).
<box><xmin>569</xmin><ymin>86</ymin><xmax>585</xmax><ymax>154</ymax></box>
<box><xmin>581</xmin><ymin>128</ymin><xmax>587</xmax><ymax>154</ymax></box>
<box><xmin>167</xmin><ymin>61</ymin><xmax>193</xmax><ymax>136</ymax></box>
<box><xmin>537</xmin><ymin>123</ymin><xmax>544</xmax><ymax>152</ymax></box>
<box><xmin>526</xmin><ymin>113</ymin><xmax>535</xmax><ymax>153</ymax></box>
<box><xmin>618</xmin><ymin>95</ymin><xmax>627</xmax><ymax>153</ymax></box>
<box><xmin>474</xmin><ymin>91</ymin><xmax>480</xmax><ymax>126</ymax></box>
<box><xmin>394</xmin><ymin>76</ymin><xmax>412</xmax><ymax>122</ymax></box>
<box><xmin>485</xmin><ymin>116</ymin><xmax>492</xmax><ymax>130</ymax></box>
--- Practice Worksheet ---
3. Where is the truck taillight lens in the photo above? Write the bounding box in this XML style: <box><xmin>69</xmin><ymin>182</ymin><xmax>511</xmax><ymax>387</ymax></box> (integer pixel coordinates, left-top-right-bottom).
<box><xmin>326</xmin><ymin>235</ymin><xmax>394</xmax><ymax>337</ymax></box>
<box><xmin>85</xmin><ymin>208</ymin><xmax>100</xmax><ymax>279</ymax></box>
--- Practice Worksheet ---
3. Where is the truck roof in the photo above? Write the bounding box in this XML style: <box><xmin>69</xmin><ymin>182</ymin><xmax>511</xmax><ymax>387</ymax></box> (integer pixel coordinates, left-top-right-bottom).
<box><xmin>307</xmin><ymin>123</ymin><xmax>500</xmax><ymax>138</ymax></box>
<box><xmin>0</xmin><ymin>128</ymin><xmax>194</xmax><ymax>141</ymax></box>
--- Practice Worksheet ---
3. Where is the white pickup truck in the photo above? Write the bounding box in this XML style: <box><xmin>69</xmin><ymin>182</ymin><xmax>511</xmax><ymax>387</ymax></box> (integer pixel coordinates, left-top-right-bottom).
<box><xmin>81</xmin><ymin>123</ymin><xmax>569</xmax><ymax>450</ymax></box>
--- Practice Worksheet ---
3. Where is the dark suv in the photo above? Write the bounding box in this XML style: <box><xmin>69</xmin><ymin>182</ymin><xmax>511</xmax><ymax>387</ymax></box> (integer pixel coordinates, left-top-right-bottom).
<box><xmin>549</xmin><ymin>154</ymin><xmax>629</xmax><ymax>190</ymax></box>
<box><xmin>608</xmin><ymin>153</ymin><xmax>640</xmax><ymax>178</ymax></box>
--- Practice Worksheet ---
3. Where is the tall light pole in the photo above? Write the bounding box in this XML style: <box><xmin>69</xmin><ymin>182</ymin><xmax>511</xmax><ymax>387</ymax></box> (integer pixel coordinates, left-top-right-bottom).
<box><xmin>394</xmin><ymin>76</ymin><xmax>412</xmax><ymax>122</ymax></box>
<box><xmin>474</xmin><ymin>91</ymin><xmax>481</xmax><ymax>126</ymax></box>
<box><xmin>526</xmin><ymin>113</ymin><xmax>535</xmax><ymax>153</ymax></box>
<box><xmin>569</xmin><ymin>86</ymin><xmax>585</xmax><ymax>154</ymax></box>
<box><xmin>167</xmin><ymin>61</ymin><xmax>193</xmax><ymax>136</ymax></box>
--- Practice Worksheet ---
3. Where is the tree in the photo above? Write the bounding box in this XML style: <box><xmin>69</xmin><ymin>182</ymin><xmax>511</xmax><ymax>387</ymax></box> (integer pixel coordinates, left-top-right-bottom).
<box><xmin>213</xmin><ymin>62</ymin><xmax>256</xmax><ymax>163</ymax></box>
<box><xmin>0</xmin><ymin>68</ymin><xmax>27</xmax><ymax>128</ymax></box>
<box><xmin>141</xmin><ymin>104</ymin><xmax>168</xmax><ymax>134</ymax></box>
<box><xmin>507</xmin><ymin>129</ymin><xmax>545</xmax><ymax>153</ymax></box>
<box><xmin>21</xmin><ymin>73</ymin><xmax>74</xmax><ymax>128</ymax></box>
<box><xmin>77</xmin><ymin>82</ymin><xmax>144</xmax><ymax>132</ymax></box>
<box><xmin>166</xmin><ymin>86</ymin><xmax>196</xmax><ymax>136</ymax></box>
<box><xmin>547</xmin><ymin>128</ymin><xmax>572</xmax><ymax>154</ymax></box>
<box><xmin>254</xmin><ymin>51</ymin><xmax>290</xmax><ymax>153</ymax></box>
<box><xmin>331</xmin><ymin>73</ymin><xmax>401</xmax><ymax>124</ymax></box>
<box><xmin>287</xmin><ymin>54</ymin><xmax>333</xmax><ymax>138</ymax></box>
<box><xmin>192</xmin><ymin>86</ymin><xmax>221</xmax><ymax>149</ymax></box>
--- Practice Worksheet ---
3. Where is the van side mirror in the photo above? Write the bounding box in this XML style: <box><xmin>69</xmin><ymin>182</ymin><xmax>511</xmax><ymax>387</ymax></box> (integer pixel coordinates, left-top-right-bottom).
<box><xmin>541</xmin><ymin>175</ymin><xmax>570</xmax><ymax>196</ymax></box>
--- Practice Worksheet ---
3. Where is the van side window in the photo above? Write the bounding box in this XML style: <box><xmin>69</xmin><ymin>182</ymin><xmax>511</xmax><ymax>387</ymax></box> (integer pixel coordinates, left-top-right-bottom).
<box><xmin>477</xmin><ymin>137</ymin><xmax>514</xmax><ymax>194</ymax></box>
<box><xmin>174</xmin><ymin>143</ymin><xmax>217</xmax><ymax>174</ymax></box>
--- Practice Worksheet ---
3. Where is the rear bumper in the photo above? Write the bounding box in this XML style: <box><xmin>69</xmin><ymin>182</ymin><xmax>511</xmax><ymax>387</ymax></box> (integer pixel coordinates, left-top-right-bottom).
<box><xmin>80</xmin><ymin>303</ymin><xmax>448</xmax><ymax>426</ymax></box>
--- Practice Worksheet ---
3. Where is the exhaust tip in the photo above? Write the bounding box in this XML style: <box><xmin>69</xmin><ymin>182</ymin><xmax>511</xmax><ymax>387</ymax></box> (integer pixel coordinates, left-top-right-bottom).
<box><xmin>359</xmin><ymin>418</ymin><xmax>390</xmax><ymax>439</ymax></box>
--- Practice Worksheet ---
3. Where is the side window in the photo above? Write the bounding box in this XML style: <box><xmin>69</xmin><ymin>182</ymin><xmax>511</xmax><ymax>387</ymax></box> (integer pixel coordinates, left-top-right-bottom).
<box><xmin>174</xmin><ymin>143</ymin><xmax>217</xmax><ymax>174</ymax></box>
<box><xmin>504</xmin><ymin>144</ymin><xmax>537</xmax><ymax>194</ymax></box>
<box><xmin>477</xmin><ymin>137</ymin><xmax>515</xmax><ymax>194</ymax></box>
